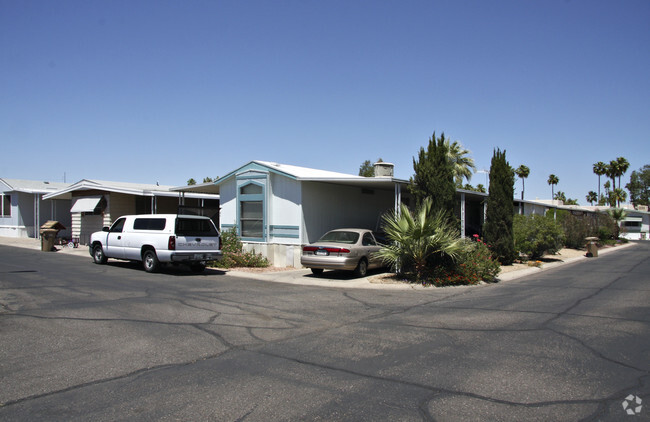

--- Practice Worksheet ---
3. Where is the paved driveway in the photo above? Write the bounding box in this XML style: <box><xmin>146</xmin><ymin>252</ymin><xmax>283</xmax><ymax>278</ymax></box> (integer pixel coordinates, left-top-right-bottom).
<box><xmin>0</xmin><ymin>243</ymin><xmax>648</xmax><ymax>421</ymax></box>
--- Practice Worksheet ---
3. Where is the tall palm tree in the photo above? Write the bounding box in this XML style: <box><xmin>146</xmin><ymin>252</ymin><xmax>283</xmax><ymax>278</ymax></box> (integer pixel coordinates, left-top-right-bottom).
<box><xmin>547</xmin><ymin>174</ymin><xmax>559</xmax><ymax>200</ymax></box>
<box><xmin>586</xmin><ymin>191</ymin><xmax>598</xmax><ymax>205</ymax></box>
<box><xmin>607</xmin><ymin>160</ymin><xmax>620</xmax><ymax>191</ymax></box>
<box><xmin>612</xmin><ymin>188</ymin><xmax>627</xmax><ymax>208</ymax></box>
<box><xmin>616</xmin><ymin>157</ymin><xmax>630</xmax><ymax>191</ymax></box>
<box><xmin>593</xmin><ymin>161</ymin><xmax>607</xmax><ymax>199</ymax></box>
<box><xmin>444</xmin><ymin>139</ymin><xmax>476</xmax><ymax>185</ymax></box>
<box><xmin>376</xmin><ymin>197</ymin><xmax>465</xmax><ymax>282</ymax></box>
<box><xmin>514</xmin><ymin>165</ymin><xmax>530</xmax><ymax>200</ymax></box>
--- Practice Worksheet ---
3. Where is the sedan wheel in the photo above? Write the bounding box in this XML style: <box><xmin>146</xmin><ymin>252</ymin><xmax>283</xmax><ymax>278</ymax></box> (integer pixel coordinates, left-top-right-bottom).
<box><xmin>354</xmin><ymin>258</ymin><xmax>368</xmax><ymax>278</ymax></box>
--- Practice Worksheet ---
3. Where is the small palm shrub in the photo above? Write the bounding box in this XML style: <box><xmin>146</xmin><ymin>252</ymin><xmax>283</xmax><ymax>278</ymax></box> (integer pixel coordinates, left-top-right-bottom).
<box><xmin>513</xmin><ymin>214</ymin><xmax>564</xmax><ymax>259</ymax></box>
<box><xmin>375</xmin><ymin>197</ymin><xmax>465</xmax><ymax>283</ymax></box>
<box><xmin>211</xmin><ymin>227</ymin><xmax>269</xmax><ymax>268</ymax></box>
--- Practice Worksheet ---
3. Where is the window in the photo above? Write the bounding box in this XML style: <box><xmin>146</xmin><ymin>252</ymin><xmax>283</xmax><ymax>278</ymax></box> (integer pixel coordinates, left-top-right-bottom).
<box><xmin>1</xmin><ymin>194</ymin><xmax>10</xmax><ymax>217</ymax></box>
<box><xmin>240</xmin><ymin>201</ymin><xmax>263</xmax><ymax>238</ymax></box>
<box><xmin>176</xmin><ymin>218</ymin><xmax>219</xmax><ymax>236</ymax></box>
<box><xmin>237</xmin><ymin>180</ymin><xmax>266</xmax><ymax>240</ymax></box>
<box><xmin>240</xmin><ymin>184</ymin><xmax>262</xmax><ymax>195</ymax></box>
<box><xmin>362</xmin><ymin>232</ymin><xmax>376</xmax><ymax>246</ymax></box>
<box><xmin>109</xmin><ymin>218</ymin><xmax>126</xmax><ymax>233</ymax></box>
<box><xmin>133</xmin><ymin>218</ymin><xmax>167</xmax><ymax>230</ymax></box>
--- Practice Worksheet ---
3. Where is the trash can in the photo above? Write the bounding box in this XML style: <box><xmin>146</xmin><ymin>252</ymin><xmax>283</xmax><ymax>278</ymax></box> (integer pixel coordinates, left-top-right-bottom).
<box><xmin>585</xmin><ymin>237</ymin><xmax>599</xmax><ymax>258</ymax></box>
<box><xmin>40</xmin><ymin>221</ymin><xmax>66</xmax><ymax>252</ymax></box>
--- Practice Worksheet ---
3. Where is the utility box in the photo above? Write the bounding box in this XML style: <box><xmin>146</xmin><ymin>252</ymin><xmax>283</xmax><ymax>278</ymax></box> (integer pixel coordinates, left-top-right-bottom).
<box><xmin>40</xmin><ymin>221</ymin><xmax>66</xmax><ymax>252</ymax></box>
<box><xmin>585</xmin><ymin>237</ymin><xmax>599</xmax><ymax>258</ymax></box>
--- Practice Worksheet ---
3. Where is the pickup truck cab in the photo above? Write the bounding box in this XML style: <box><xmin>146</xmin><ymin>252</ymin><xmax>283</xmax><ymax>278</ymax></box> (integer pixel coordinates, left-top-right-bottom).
<box><xmin>89</xmin><ymin>214</ymin><xmax>222</xmax><ymax>273</ymax></box>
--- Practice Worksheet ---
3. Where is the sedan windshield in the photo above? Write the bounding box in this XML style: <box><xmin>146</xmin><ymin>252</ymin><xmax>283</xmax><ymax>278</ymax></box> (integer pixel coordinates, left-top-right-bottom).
<box><xmin>318</xmin><ymin>231</ymin><xmax>359</xmax><ymax>244</ymax></box>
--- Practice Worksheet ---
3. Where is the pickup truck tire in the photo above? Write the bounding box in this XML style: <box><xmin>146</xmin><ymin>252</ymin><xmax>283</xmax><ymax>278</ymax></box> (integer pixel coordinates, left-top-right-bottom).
<box><xmin>310</xmin><ymin>268</ymin><xmax>324</xmax><ymax>275</ymax></box>
<box><xmin>92</xmin><ymin>244</ymin><xmax>108</xmax><ymax>265</ymax></box>
<box><xmin>142</xmin><ymin>249</ymin><xmax>160</xmax><ymax>273</ymax></box>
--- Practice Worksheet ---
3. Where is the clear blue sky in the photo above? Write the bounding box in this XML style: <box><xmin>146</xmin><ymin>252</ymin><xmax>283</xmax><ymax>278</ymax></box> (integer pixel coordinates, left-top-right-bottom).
<box><xmin>2</xmin><ymin>0</ymin><xmax>649</xmax><ymax>204</ymax></box>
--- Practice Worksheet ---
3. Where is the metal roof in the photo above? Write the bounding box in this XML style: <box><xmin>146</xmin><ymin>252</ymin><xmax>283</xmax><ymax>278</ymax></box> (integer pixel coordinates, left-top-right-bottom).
<box><xmin>173</xmin><ymin>160</ymin><xmax>411</xmax><ymax>194</ymax></box>
<box><xmin>43</xmin><ymin>179</ymin><xmax>219</xmax><ymax>200</ymax></box>
<box><xmin>0</xmin><ymin>178</ymin><xmax>71</xmax><ymax>194</ymax></box>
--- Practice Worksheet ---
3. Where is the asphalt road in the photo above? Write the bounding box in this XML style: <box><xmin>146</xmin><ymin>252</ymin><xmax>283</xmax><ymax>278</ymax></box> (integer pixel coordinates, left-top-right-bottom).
<box><xmin>0</xmin><ymin>243</ymin><xmax>648</xmax><ymax>421</ymax></box>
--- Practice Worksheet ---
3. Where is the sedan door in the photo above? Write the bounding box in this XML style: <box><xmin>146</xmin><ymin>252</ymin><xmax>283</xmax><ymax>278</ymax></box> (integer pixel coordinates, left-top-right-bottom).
<box><xmin>361</xmin><ymin>232</ymin><xmax>383</xmax><ymax>269</ymax></box>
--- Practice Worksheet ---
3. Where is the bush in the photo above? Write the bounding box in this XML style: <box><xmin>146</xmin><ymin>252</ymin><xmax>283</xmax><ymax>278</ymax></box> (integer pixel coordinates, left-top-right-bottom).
<box><xmin>210</xmin><ymin>227</ymin><xmax>269</xmax><ymax>269</ymax></box>
<box><xmin>417</xmin><ymin>237</ymin><xmax>500</xmax><ymax>286</ymax></box>
<box><xmin>513</xmin><ymin>214</ymin><xmax>564</xmax><ymax>259</ymax></box>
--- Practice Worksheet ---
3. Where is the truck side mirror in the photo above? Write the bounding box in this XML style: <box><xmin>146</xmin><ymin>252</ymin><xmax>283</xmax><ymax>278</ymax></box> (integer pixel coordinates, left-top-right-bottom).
<box><xmin>102</xmin><ymin>227</ymin><xmax>109</xmax><ymax>232</ymax></box>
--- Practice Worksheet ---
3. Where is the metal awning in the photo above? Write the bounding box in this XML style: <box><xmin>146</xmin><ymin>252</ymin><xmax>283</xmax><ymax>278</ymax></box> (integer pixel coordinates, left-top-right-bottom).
<box><xmin>623</xmin><ymin>216</ymin><xmax>643</xmax><ymax>222</ymax></box>
<box><xmin>70</xmin><ymin>196</ymin><xmax>103</xmax><ymax>213</ymax></box>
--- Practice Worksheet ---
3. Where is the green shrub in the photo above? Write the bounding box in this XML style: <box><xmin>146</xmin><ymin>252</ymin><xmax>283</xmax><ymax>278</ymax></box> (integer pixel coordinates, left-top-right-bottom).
<box><xmin>419</xmin><ymin>237</ymin><xmax>500</xmax><ymax>286</ymax></box>
<box><xmin>210</xmin><ymin>227</ymin><xmax>269</xmax><ymax>269</ymax></box>
<box><xmin>513</xmin><ymin>214</ymin><xmax>565</xmax><ymax>259</ymax></box>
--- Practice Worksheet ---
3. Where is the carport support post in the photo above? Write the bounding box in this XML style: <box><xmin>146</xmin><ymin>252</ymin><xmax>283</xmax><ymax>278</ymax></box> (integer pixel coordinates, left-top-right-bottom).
<box><xmin>460</xmin><ymin>192</ymin><xmax>466</xmax><ymax>238</ymax></box>
<box><xmin>394</xmin><ymin>183</ymin><xmax>401</xmax><ymax>217</ymax></box>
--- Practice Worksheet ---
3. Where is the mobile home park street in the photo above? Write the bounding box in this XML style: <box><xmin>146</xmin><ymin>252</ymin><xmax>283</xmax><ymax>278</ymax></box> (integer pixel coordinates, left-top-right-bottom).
<box><xmin>1</xmin><ymin>243</ymin><xmax>648</xmax><ymax>421</ymax></box>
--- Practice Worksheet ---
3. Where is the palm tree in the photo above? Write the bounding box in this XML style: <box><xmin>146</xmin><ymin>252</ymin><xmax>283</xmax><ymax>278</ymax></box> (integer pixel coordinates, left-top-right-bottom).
<box><xmin>616</xmin><ymin>157</ymin><xmax>630</xmax><ymax>191</ymax></box>
<box><xmin>586</xmin><ymin>191</ymin><xmax>598</xmax><ymax>205</ymax></box>
<box><xmin>514</xmin><ymin>165</ymin><xmax>530</xmax><ymax>200</ymax></box>
<box><xmin>375</xmin><ymin>197</ymin><xmax>465</xmax><ymax>283</ymax></box>
<box><xmin>593</xmin><ymin>161</ymin><xmax>607</xmax><ymax>199</ymax></box>
<box><xmin>444</xmin><ymin>139</ymin><xmax>476</xmax><ymax>185</ymax></box>
<box><xmin>547</xmin><ymin>174</ymin><xmax>559</xmax><ymax>200</ymax></box>
<box><xmin>607</xmin><ymin>160</ymin><xmax>620</xmax><ymax>191</ymax></box>
<box><xmin>612</xmin><ymin>188</ymin><xmax>627</xmax><ymax>208</ymax></box>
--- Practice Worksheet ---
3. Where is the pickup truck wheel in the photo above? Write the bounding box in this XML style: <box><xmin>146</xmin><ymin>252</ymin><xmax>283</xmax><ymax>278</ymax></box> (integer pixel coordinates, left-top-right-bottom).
<box><xmin>311</xmin><ymin>268</ymin><xmax>324</xmax><ymax>275</ymax></box>
<box><xmin>190</xmin><ymin>263</ymin><xmax>206</xmax><ymax>273</ymax></box>
<box><xmin>354</xmin><ymin>258</ymin><xmax>368</xmax><ymax>278</ymax></box>
<box><xmin>92</xmin><ymin>244</ymin><xmax>107</xmax><ymax>264</ymax></box>
<box><xmin>142</xmin><ymin>250</ymin><xmax>160</xmax><ymax>273</ymax></box>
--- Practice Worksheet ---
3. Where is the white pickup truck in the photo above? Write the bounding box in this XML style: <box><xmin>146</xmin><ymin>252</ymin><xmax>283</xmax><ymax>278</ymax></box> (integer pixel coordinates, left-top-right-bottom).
<box><xmin>89</xmin><ymin>214</ymin><xmax>222</xmax><ymax>273</ymax></box>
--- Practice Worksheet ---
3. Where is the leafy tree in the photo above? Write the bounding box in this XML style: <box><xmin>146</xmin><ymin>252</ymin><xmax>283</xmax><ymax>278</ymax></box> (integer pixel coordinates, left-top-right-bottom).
<box><xmin>187</xmin><ymin>178</ymin><xmax>197</xmax><ymax>185</ymax></box>
<box><xmin>514</xmin><ymin>165</ymin><xmax>530</xmax><ymax>200</ymax></box>
<box><xmin>409</xmin><ymin>133</ymin><xmax>456</xmax><ymax>219</ymax></box>
<box><xmin>444</xmin><ymin>139</ymin><xmax>476</xmax><ymax>185</ymax></box>
<box><xmin>593</xmin><ymin>161</ymin><xmax>607</xmax><ymax>199</ymax></box>
<box><xmin>586</xmin><ymin>191</ymin><xmax>598</xmax><ymax>205</ymax></box>
<box><xmin>202</xmin><ymin>177</ymin><xmax>218</xmax><ymax>183</ymax></box>
<box><xmin>483</xmin><ymin>148</ymin><xmax>515</xmax><ymax>265</ymax></box>
<box><xmin>358</xmin><ymin>158</ymin><xmax>383</xmax><ymax>177</ymax></box>
<box><xmin>475</xmin><ymin>184</ymin><xmax>486</xmax><ymax>193</ymax></box>
<box><xmin>547</xmin><ymin>174</ymin><xmax>559</xmax><ymax>200</ymax></box>
<box><xmin>554</xmin><ymin>191</ymin><xmax>567</xmax><ymax>203</ymax></box>
<box><xmin>565</xmin><ymin>198</ymin><xmax>579</xmax><ymax>205</ymax></box>
<box><xmin>376</xmin><ymin>197</ymin><xmax>465</xmax><ymax>283</ymax></box>
<box><xmin>626</xmin><ymin>165</ymin><xmax>650</xmax><ymax>206</ymax></box>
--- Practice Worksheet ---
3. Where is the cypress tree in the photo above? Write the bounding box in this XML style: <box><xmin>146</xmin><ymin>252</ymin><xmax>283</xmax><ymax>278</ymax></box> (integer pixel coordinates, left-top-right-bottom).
<box><xmin>484</xmin><ymin>148</ymin><xmax>515</xmax><ymax>265</ymax></box>
<box><xmin>409</xmin><ymin>132</ymin><xmax>456</xmax><ymax>220</ymax></box>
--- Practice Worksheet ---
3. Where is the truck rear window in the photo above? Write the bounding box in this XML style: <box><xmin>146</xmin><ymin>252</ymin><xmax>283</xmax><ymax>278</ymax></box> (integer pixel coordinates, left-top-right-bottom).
<box><xmin>133</xmin><ymin>218</ymin><xmax>167</xmax><ymax>230</ymax></box>
<box><xmin>176</xmin><ymin>218</ymin><xmax>219</xmax><ymax>236</ymax></box>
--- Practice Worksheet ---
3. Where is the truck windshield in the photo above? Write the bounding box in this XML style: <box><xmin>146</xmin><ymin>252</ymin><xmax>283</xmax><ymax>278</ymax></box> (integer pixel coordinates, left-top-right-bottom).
<box><xmin>175</xmin><ymin>218</ymin><xmax>219</xmax><ymax>237</ymax></box>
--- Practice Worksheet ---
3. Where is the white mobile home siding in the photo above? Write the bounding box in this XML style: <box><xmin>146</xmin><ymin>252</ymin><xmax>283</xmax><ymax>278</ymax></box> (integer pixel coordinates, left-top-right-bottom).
<box><xmin>268</xmin><ymin>173</ymin><xmax>301</xmax><ymax>244</ymax></box>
